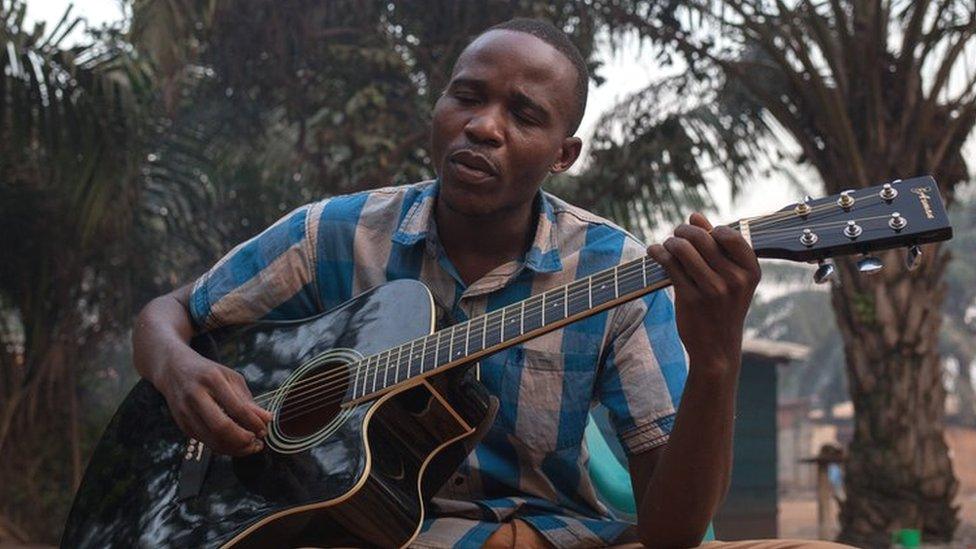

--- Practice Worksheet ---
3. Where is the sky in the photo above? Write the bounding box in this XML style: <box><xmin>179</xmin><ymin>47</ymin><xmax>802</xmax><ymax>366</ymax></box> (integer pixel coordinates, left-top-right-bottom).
<box><xmin>23</xmin><ymin>1</ymin><xmax>811</xmax><ymax>226</ymax></box>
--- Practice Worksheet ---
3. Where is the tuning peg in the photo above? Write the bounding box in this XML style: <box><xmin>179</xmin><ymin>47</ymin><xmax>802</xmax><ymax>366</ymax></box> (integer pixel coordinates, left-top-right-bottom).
<box><xmin>856</xmin><ymin>255</ymin><xmax>884</xmax><ymax>275</ymax></box>
<box><xmin>794</xmin><ymin>196</ymin><xmax>813</xmax><ymax>217</ymax></box>
<box><xmin>880</xmin><ymin>183</ymin><xmax>898</xmax><ymax>201</ymax></box>
<box><xmin>905</xmin><ymin>245</ymin><xmax>922</xmax><ymax>271</ymax></box>
<box><xmin>813</xmin><ymin>260</ymin><xmax>835</xmax><ymax>284</ymax></box>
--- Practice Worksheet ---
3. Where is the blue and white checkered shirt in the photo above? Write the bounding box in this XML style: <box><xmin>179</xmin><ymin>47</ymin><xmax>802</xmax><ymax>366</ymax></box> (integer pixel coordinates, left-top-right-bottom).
<box><xmin>189</xmin><ymin>180</ymin><xmax>688</xmax><ymax>548</ymax></box>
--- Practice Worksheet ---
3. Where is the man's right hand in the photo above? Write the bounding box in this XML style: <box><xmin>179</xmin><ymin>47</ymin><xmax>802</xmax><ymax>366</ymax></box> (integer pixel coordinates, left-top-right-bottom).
<box><xmin>156</xmin><ymin>347</ymin><xmax>273</xmax><ymax>456</ymax></box>
<box><xmin>133</xmin><ymin>284</ymin><xmax>272</xmax><ymax>457</ymax></box>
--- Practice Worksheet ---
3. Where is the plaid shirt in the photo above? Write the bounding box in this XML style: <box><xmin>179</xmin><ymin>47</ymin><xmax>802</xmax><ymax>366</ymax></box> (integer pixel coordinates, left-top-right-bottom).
<box><xmin>189</xmin><ymin>181</ymin><xmax>688</xmax><ymax>548</ymax></box>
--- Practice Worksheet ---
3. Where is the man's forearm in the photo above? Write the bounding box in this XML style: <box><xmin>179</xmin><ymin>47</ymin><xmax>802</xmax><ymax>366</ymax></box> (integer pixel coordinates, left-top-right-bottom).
<box><xmin>636</xmin><ymin>358</ymin><xmax>739</xmax><ymax>548</ymax></box>
<box><xmin>132</xmin><ymin>284</ymin><xmax>196</xmax><ymax>387</ymax></box>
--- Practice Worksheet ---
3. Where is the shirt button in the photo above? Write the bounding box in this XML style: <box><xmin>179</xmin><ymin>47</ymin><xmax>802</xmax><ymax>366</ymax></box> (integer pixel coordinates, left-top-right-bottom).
<box><xmin>453</xmin><ymin>475</ymin><xmax>465</xmax><ymax>486</ymax></box>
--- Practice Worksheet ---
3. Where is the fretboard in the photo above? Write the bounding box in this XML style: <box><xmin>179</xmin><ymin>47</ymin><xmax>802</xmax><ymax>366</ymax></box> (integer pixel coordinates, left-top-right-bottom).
<box><xmin>347</xmin><ymin>229</ymin><xmax>713</xmax><ymax>402</ymax></box>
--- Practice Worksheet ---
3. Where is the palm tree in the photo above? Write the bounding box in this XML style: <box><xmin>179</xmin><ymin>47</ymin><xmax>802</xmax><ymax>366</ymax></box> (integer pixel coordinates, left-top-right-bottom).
<box><xmin>585</xmin><ymin>1</ymin><xmax>975</xmax><ymax>543</ymax></box>
<box><xmin>0</xmin><ymin>1</ymin><xmax>667</xmax><ymax>539</ymax></box>
<box><xmin>0</xmin><ymin>0</ymin><xmax>158</xmax><ymax>537</ymax></box>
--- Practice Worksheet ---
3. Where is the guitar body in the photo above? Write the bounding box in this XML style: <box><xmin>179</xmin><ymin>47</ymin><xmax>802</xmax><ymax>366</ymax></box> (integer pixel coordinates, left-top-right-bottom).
<box><xmin>62</xmin><ymin>279</ymin><xmax>492</xmax><ymax>548</ymax></box>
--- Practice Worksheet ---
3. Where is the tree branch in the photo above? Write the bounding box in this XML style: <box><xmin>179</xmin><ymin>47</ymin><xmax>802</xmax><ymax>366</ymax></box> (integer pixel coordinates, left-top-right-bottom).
<box><xmin>927</xmin><ymin>22</ymin><xmax>976</xmax><ymax>101</ymax></box>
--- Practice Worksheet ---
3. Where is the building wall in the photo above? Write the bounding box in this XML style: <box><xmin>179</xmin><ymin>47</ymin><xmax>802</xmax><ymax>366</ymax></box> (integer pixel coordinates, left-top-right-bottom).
<box><xmin>713</xmin><ymin>356</ymin><xmax>779</xmax><ymax>540</ymax></box>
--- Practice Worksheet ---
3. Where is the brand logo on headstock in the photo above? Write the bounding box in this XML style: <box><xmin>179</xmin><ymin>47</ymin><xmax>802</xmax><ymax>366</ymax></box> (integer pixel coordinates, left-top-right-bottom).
<box><xmin>911</xmin><ymin>186</ymin><xmax>935</xmax><ymax>219</ymax></box>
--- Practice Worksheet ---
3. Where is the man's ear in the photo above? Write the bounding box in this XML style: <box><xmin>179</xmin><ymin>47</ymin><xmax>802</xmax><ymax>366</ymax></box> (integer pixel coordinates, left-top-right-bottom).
<box><xmin>550</xmin><ymin>136</ymin><xmax>583</xmax><ymax>174</ymax></box>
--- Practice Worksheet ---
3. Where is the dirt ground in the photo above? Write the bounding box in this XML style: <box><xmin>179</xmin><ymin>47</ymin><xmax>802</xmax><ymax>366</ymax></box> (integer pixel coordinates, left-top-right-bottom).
<box><xmin>779</xmin><ymin>491</ymin><xmax>976</xmax><ymax>547</ymax></box>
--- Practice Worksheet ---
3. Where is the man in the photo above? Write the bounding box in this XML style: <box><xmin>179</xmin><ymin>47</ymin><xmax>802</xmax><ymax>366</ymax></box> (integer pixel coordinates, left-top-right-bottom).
<box><xmin>134</xmin><ymin>18</ymin><xmax>849</xmax><ymax>549</ymax></box>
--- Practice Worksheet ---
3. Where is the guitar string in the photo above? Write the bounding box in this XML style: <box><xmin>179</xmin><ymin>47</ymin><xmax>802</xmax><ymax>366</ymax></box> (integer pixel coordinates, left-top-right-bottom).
<box><xmin>253</xmin><ymin>194</ymin><xmax>900</xmax><ymax>416</ymax></box>
<box><xmin>254</xmin><ymin>203</ymin><xmax>901</xmax><ymax>422</ymax></box>
<box><xmin>270</xmin><ymin>258</ymin><xmax>673</xmax><ymax>424</ymax></box>
<box><xmin>254</xmin><ymin>204</ymin><xmax>901</xmax><ymax>425</ymax></box>
<box><xmin>250</xmin><ymin>191</ymin><xmax>896</xmax><ymax>407</ymax></box>
<box><xmin>246</xmin><ymin>207</ymin><xmax>822</xmax><ymax>410</ymax></box>
<box><xmin>254</xmin><ymin>254</ymin><xmax>658</xmax><ymax>411</ymax></box>
<box><xmin>267</xmin><ymin>211</ymin><xmax>904</xmax><ymax>426</ymax></box>
<box><xmin>254</xmin><ymin>203</ymin><xmax>896</xmax><ymax>412</ymax></box>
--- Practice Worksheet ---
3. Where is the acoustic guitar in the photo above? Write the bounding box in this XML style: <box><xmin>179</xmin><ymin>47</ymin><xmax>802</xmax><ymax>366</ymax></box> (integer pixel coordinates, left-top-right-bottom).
<box><xmin>62</xmin><ymin>176</ymin><xmax>952</xmax><ymax>548</ymax></box>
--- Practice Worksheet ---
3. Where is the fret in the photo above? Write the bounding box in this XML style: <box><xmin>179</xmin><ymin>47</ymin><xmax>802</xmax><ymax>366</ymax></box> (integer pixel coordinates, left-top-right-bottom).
<box><xmin>361</xmin><ymin>355</ymin><xmax>372</xmax><ymax>396</ymax></box>
<box><xmin>404</xmin><ymin>340</ymin><xmax>416</xmax><ymax>381</ymax></box>
<box><xmin>481</xmin><ymin>313</ymin><xmax>489</xmax><ymax>349</ymax></box>
<box><xmin>642</xmin><ymin>257</ymin><xmax>647</xmax><ymax>287</ymax></box>
<box><xmin>422</xmin><ymin>333</ymin><xmax>436</xmax><ymax>372</ymax></box>
<box><xmin>447</xmin><ymin>325</ymin><xmax>454</xmax><ymax>364</ymax></box>
<box><xmin>451</xmin><ymin>324</ymin><xmax>465</xmax><ymax>361</ymax></box>
<box><xmin>357</xmin><ymin>357</ymin><xmax>368</xmax><ymax>398</ymax></box>
<box><xmin>415</xmin><ymin>339</ymin><xmax>425</xmax><ymax>376</ymax></box>
<box><xmin>519</xmin><ymin>301</ymin><xmax>524</xmax><ymax>335</ymax></box>
<box><xmin>351</xmin><ymin>358</ymin><xmax>361</xmax><ymax>399</ymax></box>
<box><xmin>507</xmin><ymin>304</ymin><xmax>519</xmax><ymax>339</ymax></box>
<box><xmin>546</xmin><ymin>288</ymin><xmax>564</xmax><ymax>324</ymax></box>
<box><xmin>435</xmin><ymin>330</ymin><xmax>443</xmax><ymax>367</ymax></box>
<box><xmin>395</xmin><ymin>344</ymin><xmax>404</xmax><ymax>386</ymax></box>
<box><xmin>394</xmin><ymin>345</ymin><xmax>403</xmax><ymax>385</ymax></box>
<box><xmin>540</xmin><ymin>292</ymin><xmax>546</xmax><ymax>326</ymax></box>
<box><xmin>382</xmin><ymin>348</ymin><xmax>390</xmax><ymax>388</ymax></box>
<box><xmin>588</xmin><ymin>275</ymin><xmax>593</xmax><ymax>308</ymax></box>
<box><xmin>371</xmin><ymin>353</ymin><xmax>380</xmax><ymax>394</ymax></box>
<box><xmin>613</xmin><ymin>265</ymin><xmax>619</xmax><ymax>299</ymax></box>
<box><xmin>563</xmin><ymin>285</ymin><xmax>568</xmax><ymax>318</ymax></box>
<box><xmin>500</xmin><ymin>307</ymin><xmax>507</xmax><ymax>340</ymax></box>
<box><xmin>370</xmin><ymin>354</ymin><xmax>381</xmax><ymax>394</ymax></box>
<box><xmin>464</xmin><ymin>320</ymin><xmax>471</xmax><ymax>356</ymax></box>
<box><xmin>566</xmin><ymin>281</ymin><xmax>578</xmax><ymax>316</ymax></box>
<box><xmin>443</xmin><ymin>328</ymin><xmax>454</xmax><ymax>364</ymax></box>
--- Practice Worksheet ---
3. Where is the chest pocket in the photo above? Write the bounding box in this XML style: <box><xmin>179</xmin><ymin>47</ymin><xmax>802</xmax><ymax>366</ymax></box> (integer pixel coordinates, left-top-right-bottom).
<box><xmin>503</xmin><ymin>348</ymin><xmax>599</xmax><ymax>453</ymax></box>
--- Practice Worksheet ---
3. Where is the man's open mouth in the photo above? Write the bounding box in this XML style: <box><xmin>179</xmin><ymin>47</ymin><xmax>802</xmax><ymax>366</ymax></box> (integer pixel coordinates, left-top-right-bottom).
<box><xmin>449</xmin><ymin>150</ymin><xmax>499</xmax><ymax>180</ymax></box>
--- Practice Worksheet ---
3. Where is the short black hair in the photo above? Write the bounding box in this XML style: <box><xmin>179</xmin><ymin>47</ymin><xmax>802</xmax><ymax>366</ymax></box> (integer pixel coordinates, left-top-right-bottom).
<box><xmin>481</xmin><ymin>18</ymin><xmax>589</xmax><ymax>135</ymax></box>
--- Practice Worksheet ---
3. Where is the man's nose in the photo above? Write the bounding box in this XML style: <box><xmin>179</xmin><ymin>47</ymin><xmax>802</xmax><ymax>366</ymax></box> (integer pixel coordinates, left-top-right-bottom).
<box><xmin>463</xmin><ymin>107</ymin><xmax>503</xmax><ymax>147</ymax></box>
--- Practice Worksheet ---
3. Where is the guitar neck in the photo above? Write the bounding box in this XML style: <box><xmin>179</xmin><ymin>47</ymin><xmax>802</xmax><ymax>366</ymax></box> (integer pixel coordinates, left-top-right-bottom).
<box><xmin>346</xmin><ymin>221</ymin><xmax>744</xmax><ymax>404</ymax></box>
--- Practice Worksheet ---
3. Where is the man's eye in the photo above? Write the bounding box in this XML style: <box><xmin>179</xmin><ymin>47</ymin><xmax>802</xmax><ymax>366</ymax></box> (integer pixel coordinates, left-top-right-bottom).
<box><xmin>514</xmin><ymin>110</ymin><xmax>538</xmax><ymax>125</ymax></box>
<box><xmin>453</xmin><ymin>93</ymin><xmax>479</xmax><ymax>104</ymax></box>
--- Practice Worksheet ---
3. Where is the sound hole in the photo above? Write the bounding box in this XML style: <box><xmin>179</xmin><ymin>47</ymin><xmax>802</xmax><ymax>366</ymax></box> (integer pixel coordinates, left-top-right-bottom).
<box><xmin>277</xmin><ymin>359</ymin><xmax>350</xmax><ymax>439</ymax></box>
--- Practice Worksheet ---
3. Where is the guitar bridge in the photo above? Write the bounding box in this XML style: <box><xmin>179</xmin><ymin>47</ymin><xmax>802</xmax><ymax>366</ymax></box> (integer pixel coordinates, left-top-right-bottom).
<box><xmin>177</xmin><ymin>438</ymin><xmax>212</xmax><ymax>501</ymax></box>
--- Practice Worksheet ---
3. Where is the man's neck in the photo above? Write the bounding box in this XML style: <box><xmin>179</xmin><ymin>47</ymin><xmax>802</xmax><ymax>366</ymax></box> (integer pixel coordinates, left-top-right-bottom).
<box><xmin>434</xmin><ymin>197</ymin><xmax>537</xmax><ymax>286</ymax></box>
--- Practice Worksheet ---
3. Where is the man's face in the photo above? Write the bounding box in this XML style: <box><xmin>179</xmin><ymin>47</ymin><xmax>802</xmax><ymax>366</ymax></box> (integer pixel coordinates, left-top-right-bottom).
<box><xmin>430</xmin><ymin>30</ymin><xmax>582</xmax><ymax>218</ymax></box>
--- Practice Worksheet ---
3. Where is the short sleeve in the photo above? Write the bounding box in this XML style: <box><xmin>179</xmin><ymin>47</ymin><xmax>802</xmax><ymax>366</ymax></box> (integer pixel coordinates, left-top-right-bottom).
<box><xmin>595</xmin><ymin>287</ymin><xmax>688</xmax><ymax>455</ymax></box>
<box><xmin>189</xmin><ymin>204</ymin><xmax>321</xmax><ymax>330</ymax></box>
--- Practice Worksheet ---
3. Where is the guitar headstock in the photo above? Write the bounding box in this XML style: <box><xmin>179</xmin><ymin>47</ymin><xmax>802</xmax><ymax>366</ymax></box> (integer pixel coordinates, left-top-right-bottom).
<box><xmin>748</xmin><ymin>176</ymin><xmax>952</xmax><ymax>265</ymax></box>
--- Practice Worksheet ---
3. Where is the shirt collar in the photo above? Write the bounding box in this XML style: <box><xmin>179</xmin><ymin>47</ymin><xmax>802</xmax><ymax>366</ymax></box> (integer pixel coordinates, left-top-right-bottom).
<box><xmin>391</xmin><ymin>180</ymin><xmax>563</xmax><ymax>274</ymax></box>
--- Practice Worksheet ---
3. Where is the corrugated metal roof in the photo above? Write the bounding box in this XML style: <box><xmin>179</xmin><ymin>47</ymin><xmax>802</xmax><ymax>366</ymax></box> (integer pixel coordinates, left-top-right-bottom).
<box><xmin>742</xmin><ymin>338</ymin><xmax>810</xmax><ymax>362</ymax></box>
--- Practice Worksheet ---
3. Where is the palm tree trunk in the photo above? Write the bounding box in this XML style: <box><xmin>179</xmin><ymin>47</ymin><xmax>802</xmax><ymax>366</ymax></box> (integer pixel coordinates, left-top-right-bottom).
<box><xmin>832</xmin><ymin>247</ymin><xmax>959</xmax><ymax>545</ymax></box>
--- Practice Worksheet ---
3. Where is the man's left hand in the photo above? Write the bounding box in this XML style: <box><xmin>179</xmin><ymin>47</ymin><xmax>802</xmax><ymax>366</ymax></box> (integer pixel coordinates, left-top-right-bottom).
<box><xmin>646</xmin><ymin>212</ymin><xmax>761</xmax><ymax>375</ymax></box>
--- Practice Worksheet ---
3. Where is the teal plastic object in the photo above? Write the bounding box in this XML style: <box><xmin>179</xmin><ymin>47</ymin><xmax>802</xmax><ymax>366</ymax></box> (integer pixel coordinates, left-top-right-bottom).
<box><xmin>585</xmin><ymin>412</ymin><xmax>716</xmax><ymax>542</ymax></box>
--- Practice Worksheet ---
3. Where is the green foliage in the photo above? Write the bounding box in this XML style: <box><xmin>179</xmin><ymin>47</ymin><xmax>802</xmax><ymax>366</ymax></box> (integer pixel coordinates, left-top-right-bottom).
<box><xmin>0</xmin><ymin>0</ymin><xmax>635</xmax><ymax>540</ymax></box>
